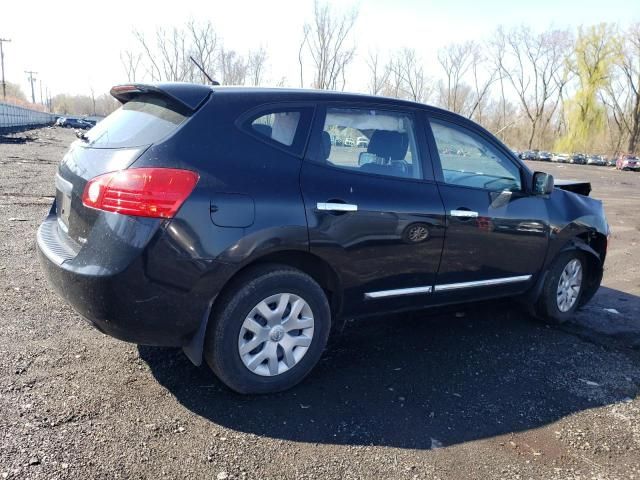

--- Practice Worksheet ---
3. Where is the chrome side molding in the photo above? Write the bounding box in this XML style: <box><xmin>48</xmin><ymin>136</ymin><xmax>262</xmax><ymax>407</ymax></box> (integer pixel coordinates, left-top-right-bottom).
<box><xmin>433</xmin><ymin>275</ymin><xmax>532</xmax><ymax>292</ymax></box>
<box><xmin>364</xmin><ymin>275</ymin><xmax>532</xmax><ymax>299</ymax></box>
<box><xmin>364</xmin><ymin>285</ymin><xmax>432</xmax><ymax>299</ymax></box>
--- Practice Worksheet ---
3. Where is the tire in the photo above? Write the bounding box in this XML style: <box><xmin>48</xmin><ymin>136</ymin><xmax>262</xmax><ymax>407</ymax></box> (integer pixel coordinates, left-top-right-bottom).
<box><xmin>537</xmin><ymin>250</ymin><xmax>587</xmax><ymax>324</ymax></box>
<box><xmin>204</xmin><ymin>264</ymin><xmax>331</xmax><ymax>394</ymax></box>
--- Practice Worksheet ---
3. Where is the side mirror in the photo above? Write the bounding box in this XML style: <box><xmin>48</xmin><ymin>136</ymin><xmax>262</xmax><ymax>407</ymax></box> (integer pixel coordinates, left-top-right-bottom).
<box><xmin>533</xmin><ymin>171</ymin><xmax>554</xmax><ymax>195</ymax></box>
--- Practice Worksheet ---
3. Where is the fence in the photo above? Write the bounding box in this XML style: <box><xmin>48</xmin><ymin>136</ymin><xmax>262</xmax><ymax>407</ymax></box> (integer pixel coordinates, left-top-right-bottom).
<box><xmin>0</xmin><ymin>101</ymin><xmax>56</xmax><ymax>135</ymax></box>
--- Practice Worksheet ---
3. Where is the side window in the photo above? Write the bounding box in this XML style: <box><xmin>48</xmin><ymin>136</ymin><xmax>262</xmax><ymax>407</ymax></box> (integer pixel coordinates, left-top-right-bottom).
<box><xmin>319</xmin><ymin>108</ymin><xmax>422</xmax><ymax>180</ymax></box>
<box><xmin>430</xmin><ymin>119</ymin><xmax>522</xmax><ymax>191</ymax></box>
<box><xmin>251</xmin><ymin>111</ymin><xmax>301</xmax><ymax>147</ymax></box>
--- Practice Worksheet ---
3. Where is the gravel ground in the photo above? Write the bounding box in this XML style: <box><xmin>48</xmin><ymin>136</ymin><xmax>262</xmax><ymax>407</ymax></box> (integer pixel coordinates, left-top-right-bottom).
<box><xmin>0</xmin><ymin>127</ymin><xmax>639</xmax><ymax>479</ymax></box>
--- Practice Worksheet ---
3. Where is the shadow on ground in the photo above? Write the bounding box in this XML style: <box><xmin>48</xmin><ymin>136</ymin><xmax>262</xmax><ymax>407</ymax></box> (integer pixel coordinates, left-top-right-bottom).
<box><xmin>139</xmin><ymin>296</ymin><xmax>640</xmax><ymax>450</ymax></box>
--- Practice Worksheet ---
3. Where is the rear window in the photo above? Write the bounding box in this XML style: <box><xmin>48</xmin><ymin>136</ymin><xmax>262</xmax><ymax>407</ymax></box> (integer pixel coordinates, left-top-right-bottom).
<box><xmin>82</xmin><ymin>94</ymin><xmax>188</xmax><ymax>149</ymax></box>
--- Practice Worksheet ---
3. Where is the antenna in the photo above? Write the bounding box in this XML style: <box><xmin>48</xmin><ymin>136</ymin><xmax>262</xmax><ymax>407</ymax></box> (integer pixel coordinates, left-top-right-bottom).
<box><xmin>189</xmin><ymin>56</ymin><xmax>219</xmax><ymax>86</ymax></box>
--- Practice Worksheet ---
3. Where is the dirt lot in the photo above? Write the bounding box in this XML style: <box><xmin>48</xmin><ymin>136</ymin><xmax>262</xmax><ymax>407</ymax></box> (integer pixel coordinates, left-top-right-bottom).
<box><xmin>1</xmin><ymin>127</ymin><xmax>639</xmax><ymax>479</ymax></box>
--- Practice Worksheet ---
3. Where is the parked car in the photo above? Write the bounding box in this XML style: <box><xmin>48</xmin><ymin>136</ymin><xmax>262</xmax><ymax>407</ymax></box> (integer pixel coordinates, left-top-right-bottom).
<box><xmin>570</xmin><ymin>153</ymin><xmax>587</xmax><ymax>165</ymax></box>
<box><xmin>60</xmin><ymin>117</ymin><xmax>92</xmax><ymax>129</ymax></box>
<box><xmin>552</xmin><ymin>153</ymin><xmax>570</xmax><ymax>163</ymax></box>
<box><xmin>520</xmin><ymin>150</ymin><xmax>537</xmax><ymax>160</ymax></box>
<box><xmin>37</xmin><ymin>83</ymin><xmax>609</xmax><ymax>394</ymax></box>
<box><xmin>344</xmin><ymin>137</ymin><xmax>355</xmax><ymax>147</ymax></box>
<box><xmin>616</xmin><ymin>154</ymin><xmax>640</xmax><ymax>171</ymax></box>
<box><xmin>356</xmin><ymin>136</ymin><xmax>369</xmax><ymax>148</ymax></box>
<box><xmin>586</xmin><ymin>155</ymin><xmax>607</xmax><ymax>166</ymax></box>
<box><xmin>537</xmin><ymin>151</ymin><xmax>552</xmax><ymax>161</ymax></box>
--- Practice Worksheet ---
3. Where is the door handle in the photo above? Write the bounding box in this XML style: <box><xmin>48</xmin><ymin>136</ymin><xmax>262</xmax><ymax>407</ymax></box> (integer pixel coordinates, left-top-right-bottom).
<box><xmin>450</xmin><ymin>209</ymin><xmax>478</xmax><ymax>218</ymax></box>
<box><xmin>317</xmin><ymin>202</ymin><xmax>358</xmax><ymax>212</ymax></box>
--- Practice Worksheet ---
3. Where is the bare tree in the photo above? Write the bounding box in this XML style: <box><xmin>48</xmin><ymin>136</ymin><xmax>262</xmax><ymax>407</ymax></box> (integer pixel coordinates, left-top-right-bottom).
<box><xmin>437</xmin><ymin>42</ymin><xmax>474</xmax><ymax>113</ymax></box>
<box><xmin>130</xmin><ymin>20</ymin><xmax>222</xmax><ymax>84</ymax></box>
<box><xmin>497</xmin><ymin>26</ymin><xmax>573</xmax><ymax>149</ymax></box>
<box><xmin>247</xmin><ymin>47</ymin><xmax>268</xmax><ymax>86</ymax></box>
<box><xmin>219</xmin><ymin>48</ymin><xmax>247</xmax><ymax>85</ymax></box>
<box><xmin>365</xmin><ymin>49</ymin><xmax>390</xmax><ymax>95</ymax></box>
<box><xmin>120</xmin><ymin>50</ymin><xmax>142</xmax><ymax>82</ymax></box>
<box><xmin>187</xmin><ymin>19</ymin><xmax>219</xmax><ymax>83</ymax></box>
<box><xmin>467</xmin><ymin>45</ymin><xmax>498</xmax><ymax>121</ymax></box>
<box><xmin>300</xmin><ymin>0</ymin><xmax>358</xmax><ymax>90</ymax></box>
<box><xmin>382</xmin><ymin>48</ymin><xmax>431</xmax><ymax>102</ymax></box>
<box><xmin>603</xmin><ymin>23</ymin><xmax>640</xmax><ymax>153</ymax></box>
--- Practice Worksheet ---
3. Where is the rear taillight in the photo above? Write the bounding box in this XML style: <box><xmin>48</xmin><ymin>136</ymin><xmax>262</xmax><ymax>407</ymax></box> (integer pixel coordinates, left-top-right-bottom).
<box><xmin>82</xmin><ymin>168</ymin><xmax>199</xmax><ymax>218</ymax></box>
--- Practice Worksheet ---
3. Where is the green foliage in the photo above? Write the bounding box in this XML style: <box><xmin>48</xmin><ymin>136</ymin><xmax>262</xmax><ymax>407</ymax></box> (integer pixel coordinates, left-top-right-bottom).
<box><xmin>556</xmin><ymin>23</ymin><xmax>622</xmax><ymax>152</ymax></box>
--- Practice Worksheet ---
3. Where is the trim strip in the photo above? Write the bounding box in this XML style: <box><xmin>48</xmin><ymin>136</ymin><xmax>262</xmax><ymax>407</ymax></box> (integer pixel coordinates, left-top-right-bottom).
<box><xmin>364</xmin><ymin>285</ymin><xmax>432</xmax><ymax>299</ymax></box>
<box><xmin>433</xmin><ymin>275</ymin><xmax>532</xmax><ymax>292</ymax></box>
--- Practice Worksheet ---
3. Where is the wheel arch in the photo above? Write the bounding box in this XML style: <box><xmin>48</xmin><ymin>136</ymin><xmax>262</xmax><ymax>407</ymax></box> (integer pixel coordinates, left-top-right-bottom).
<box><xmin>526</xmin><ymin>232</ymin><xmax>606</xmax><ymax>310</ymax></box>
<box><xmin>183</xmin><ymin>249</ymin><xmax>343</xmax><ymax>366</ymax></box>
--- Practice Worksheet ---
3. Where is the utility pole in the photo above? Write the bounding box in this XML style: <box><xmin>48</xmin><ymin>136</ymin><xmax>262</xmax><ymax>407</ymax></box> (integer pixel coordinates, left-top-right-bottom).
<box><xmin>25</xmin><ymin>70</ymin><xmax>37</xmax><ymax>104</ymax></box>
<box><xmin>0</xmin><ymin>38</ymin><xmax>11</xmax><ymax>100</ymax></box>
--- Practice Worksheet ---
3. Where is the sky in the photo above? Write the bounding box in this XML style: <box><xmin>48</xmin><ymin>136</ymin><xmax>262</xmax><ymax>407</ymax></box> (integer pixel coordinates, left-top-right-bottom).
<box><xmin>0</xmin><ymin>0</ymin><xmax>637</xmax><ymax>99</ymax></box>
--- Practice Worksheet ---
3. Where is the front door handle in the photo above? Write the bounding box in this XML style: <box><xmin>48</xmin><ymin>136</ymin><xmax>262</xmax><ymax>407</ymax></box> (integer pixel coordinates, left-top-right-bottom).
<box><xmin>450</xmin><ymin>209</ymin><xmax>478</xmax><ymax>218</ymax></box>
<box><xmin>317</xmin><ymin>202</ymin><xmax>358</xmax><ymax>212</ymax></box>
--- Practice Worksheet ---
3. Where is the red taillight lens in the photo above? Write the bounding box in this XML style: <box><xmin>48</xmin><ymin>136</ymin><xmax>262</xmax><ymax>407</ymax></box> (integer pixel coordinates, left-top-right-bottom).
<box><xmin>82</xmin><ymin>168</ymin><xmax>199</xmax><ymax>218</ymax></box>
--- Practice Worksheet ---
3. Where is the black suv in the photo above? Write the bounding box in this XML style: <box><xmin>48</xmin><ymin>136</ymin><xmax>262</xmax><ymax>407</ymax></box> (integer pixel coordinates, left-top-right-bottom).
<box><xmin>37</xmin><ymin>83</ymin><xmax>609</xmax><ymax>394</ymax></box>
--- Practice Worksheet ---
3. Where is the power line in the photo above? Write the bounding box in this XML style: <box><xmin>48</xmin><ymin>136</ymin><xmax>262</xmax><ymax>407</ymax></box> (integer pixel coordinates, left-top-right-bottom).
<box><xmin>25</xmin><ymin>70</ymin><xmax>37</xmax><ymax>104</ymax></box>
<box><xmin>0</xmin><ymin>38</ymin><xmax>11</xmax><ymax>100</ymax></box>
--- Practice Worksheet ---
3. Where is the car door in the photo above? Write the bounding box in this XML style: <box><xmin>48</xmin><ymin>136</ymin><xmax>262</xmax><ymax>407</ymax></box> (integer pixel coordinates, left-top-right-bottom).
<box><xmin>300</xmin><ymin>104</ymin><xmax>446</xmax><ymax>316</ymax></box>
<box><xmin>425</xmin><ymin>114</ymin><xmax>549</xmax><ymax>303</ymax></box>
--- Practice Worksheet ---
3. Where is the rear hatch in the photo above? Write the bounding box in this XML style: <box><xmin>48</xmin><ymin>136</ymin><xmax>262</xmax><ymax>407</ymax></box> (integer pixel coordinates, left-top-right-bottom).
<box><xmin>55</xmin><ymin>84</ymin><xmax>210</xmax><ymax>247</ymax></box>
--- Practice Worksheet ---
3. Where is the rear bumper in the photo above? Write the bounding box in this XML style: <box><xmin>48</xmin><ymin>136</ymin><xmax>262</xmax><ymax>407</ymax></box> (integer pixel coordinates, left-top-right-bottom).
<box><xmin>37</xmin><ymin>213</ymin><xmax>216</xmax><ymax>346</ymax></box>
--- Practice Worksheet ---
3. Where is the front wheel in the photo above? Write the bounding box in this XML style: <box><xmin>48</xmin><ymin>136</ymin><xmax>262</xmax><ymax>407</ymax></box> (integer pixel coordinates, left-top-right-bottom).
<box><xmin>204</xmin><ymin>265</ymin><xmax>331</xmax><ymax>394</ymax></box>
<box><xmin>537</xmin><ymin>251</ymin><xmax>586</xmax><ymax>324</ymax></box>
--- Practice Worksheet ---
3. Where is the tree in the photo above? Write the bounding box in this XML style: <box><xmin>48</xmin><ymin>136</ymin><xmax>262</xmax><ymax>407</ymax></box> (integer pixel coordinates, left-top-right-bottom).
<box><xmin>131</xmin><ymin>20</ymin><xmax>222</xmax><ymax>84</ymax></box>
<box><xmin>602</xmin><ymin>23</ymin><xmax>640</xmax><ymax>154</ymax></box>
<box><xmin>3</xmin><ymin>81</ymin><xmax>26</xmax><ymax>102</ymax></box>
<box><xmin>496</xmin><ymin>26</ymin><xmax>573</xmax><ymax>149</ymax></box>
<box><xmin>247</xmin><ymin>48</ymin><xmax>268</xmax><ymax>86</ymax></box>
<box><xmin>437</xmin><ymin>41</ymin><xmax>474</xmax><ymax>113</ymax></box>
<box><xmin>299</xmin><ymin>0</ymin><xmax>358</xmax><ymax>90</ymax></box>
<box><xmin>437</xmin><ymin>41</ymin><xmax>497</xmax><ymax>121</ymax></box>
<box><xmin>383</xmin><ymin>48</ymin><xmax>432</xmax><ymax>103</ymax></box>
<box><xmin>557</xmin><ymin>23</ymin><xmax>621</xmax><ymax>153</ymax></box>
<box><xmin>219</xmin><ymin>48</ymin><xmax>247</xmax><ymax>85</ymax></box>
<box><xmin>120</xmin><ymin>50</ymin><xmax>141</xmax><ymax>82</ymax></box>
<box><xmin>365</xmin><ymin>49</ymin><xmax>390</xmax><ymax>95</ymax></box>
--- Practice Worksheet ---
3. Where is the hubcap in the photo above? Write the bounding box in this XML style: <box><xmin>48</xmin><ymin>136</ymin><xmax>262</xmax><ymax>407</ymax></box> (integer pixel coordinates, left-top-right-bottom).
<box><xmin>556</xmin><ymin>258</ymin><xmax>583</xmax><ymax>312</ymax></box>
<box><xmin>238</xmin><ymin>293</ymin><xmax>314</xmax><ymax>377</ymax></box>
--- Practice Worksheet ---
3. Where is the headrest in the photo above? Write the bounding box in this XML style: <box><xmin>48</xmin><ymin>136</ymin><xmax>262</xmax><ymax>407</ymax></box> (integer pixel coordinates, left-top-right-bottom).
<box><xmin>367</xmin><ymin>130</ymin><xmax>409</xmax><ymax>160</ymax></box>
<box><xmin>321</xmin><ymin>131</ymin><xmax>332</xmax><ymax>161</ymax></box>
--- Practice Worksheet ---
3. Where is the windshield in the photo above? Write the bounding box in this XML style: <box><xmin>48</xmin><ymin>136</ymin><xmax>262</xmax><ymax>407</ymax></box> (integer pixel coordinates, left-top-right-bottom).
<box><xmin>81</xmin><ymin>94</ymin><xmax>188</xmax><ymax>149</ymax></box>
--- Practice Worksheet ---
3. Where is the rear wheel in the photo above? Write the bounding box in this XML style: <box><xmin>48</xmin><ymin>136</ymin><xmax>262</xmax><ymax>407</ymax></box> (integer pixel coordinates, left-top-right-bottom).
<box><xmin>204</xmin><ymin>265</ymin><xmax>331</xmax><ymax>394</ymax></box>
<box><xmin>537</xmin><ymin>251</ymin><xmax>586</xmax><ymax>324</ymax></box>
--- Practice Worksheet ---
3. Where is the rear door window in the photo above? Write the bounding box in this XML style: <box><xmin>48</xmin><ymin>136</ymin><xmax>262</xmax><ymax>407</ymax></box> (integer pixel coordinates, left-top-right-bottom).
<box><xmin>81</xmin><ymin>94</ymin><xmax>188</xmax><ymax>149</ymax></box>
<box><xmin>315</xmin><ymin>107</ymin><xmax>423</xmax><ymax>180</ymax></box>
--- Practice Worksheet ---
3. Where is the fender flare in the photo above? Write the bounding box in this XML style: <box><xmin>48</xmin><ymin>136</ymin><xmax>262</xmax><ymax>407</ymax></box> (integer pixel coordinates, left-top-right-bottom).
<box><xmin>524</xmin><ymin>236</ymin><xmax>602</xmax><ymax>308</ymax></box>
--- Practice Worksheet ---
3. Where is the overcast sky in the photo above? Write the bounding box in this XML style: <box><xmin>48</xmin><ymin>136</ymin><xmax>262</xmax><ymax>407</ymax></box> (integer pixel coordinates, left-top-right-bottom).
<box><xmin>1</xmin><ymin>0</ymin><xmax>637</xmax><ymax>99</ymax></box>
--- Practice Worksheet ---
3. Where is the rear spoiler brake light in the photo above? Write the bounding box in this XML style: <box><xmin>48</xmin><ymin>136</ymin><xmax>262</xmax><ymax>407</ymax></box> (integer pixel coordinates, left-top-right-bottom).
<box><xmin>110</xmin><ymin>82</ymin><xmax>212</xmax><ymax>112</ymax></box>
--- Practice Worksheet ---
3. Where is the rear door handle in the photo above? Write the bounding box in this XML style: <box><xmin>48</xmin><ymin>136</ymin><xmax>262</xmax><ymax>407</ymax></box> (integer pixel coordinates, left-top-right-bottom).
<box><xmin>450</xmin><ymin>209</ymin><xmax>478</xmax><ymax>218</ymax></box>
<box><xmin>317</xmin><ymin>202</ymin><xmax>358</xmax><ymax>212</ymax></box>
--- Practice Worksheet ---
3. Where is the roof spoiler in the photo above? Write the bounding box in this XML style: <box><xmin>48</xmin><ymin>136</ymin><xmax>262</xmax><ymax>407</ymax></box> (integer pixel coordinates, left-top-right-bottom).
<box><xmin>110</xmin><ymin>82</ymin><xmax>213</xmax><ymax>112</ymax></box>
